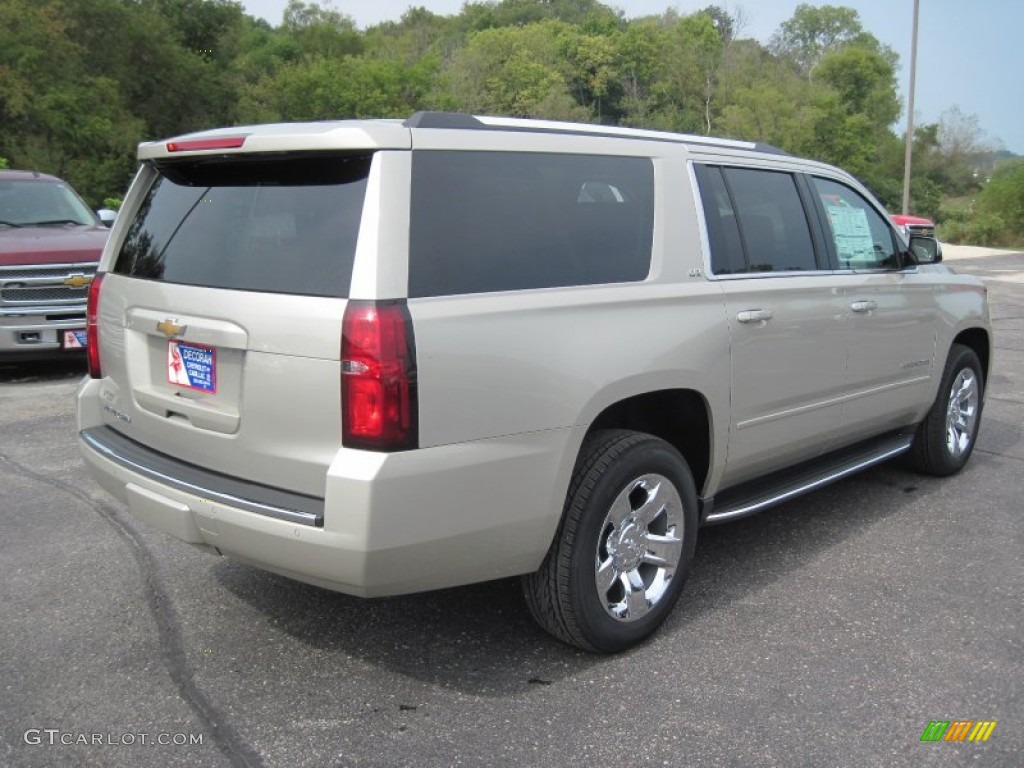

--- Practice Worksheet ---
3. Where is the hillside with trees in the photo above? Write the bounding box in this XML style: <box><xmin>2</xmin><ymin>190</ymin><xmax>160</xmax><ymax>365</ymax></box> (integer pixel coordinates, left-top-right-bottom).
<box><xmin>0</xmin><ymin>0</ymin><xmax>1018</xmax><ymax>244</ymax></box>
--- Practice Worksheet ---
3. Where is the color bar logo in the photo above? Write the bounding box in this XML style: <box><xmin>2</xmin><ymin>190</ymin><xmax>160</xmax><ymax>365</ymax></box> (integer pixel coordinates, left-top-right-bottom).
<box><xmin>920</xmin><ymin>720</ymin><xmax>997</xmax><ymax>742</ymax></box>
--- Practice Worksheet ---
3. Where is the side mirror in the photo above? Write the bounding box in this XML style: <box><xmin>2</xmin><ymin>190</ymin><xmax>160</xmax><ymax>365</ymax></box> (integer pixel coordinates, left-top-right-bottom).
<box><xmin>909</xmin><ymin>233</ymin><xmax>942</xmax><ymax>264</ymax></box>
<box><xmin>96</xmin><ymin>209</ymin><xmax>117</xmax><ymax>228</ymax></box>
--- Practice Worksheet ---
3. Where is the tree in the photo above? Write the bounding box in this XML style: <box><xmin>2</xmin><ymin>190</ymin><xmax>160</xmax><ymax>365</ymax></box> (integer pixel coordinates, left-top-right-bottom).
<box><xmin>936</xmin><ymin>105</ymin><xmax>991</xmax><ymax>193</ymax></box>
<box><xmin>978</xmin><ymin>160</ymin><xmax>1024</xmax><ymax>240</ymax></box>
<box><xmin>146</xmin><ymin>0</ymin><xmax>247</xmax><ymax>63</ymax></box>
<box><xmin>364</xmin><ymin>7</ymin><xmax>454</xmax><ymax>65</ymax></box>
<box><xmin>770</xmin><ymin>4</ymin><xmax>864</xmax><ymax>78</ymax></box>
<box><xmin>815</xmin><ymin>46</ymin><xmax>898</xmax><ymax>127</ymax></box>
<box><xmin>0</xmin><ymin>0</ymin><xmax>144</xmax><ymax>202</ymax></box>
<box><xmin>446</xmin><ymin>21</ymin><xmax>588</xmax><ymax>119</ymax></box>
<box><xmin>241</xmin><ymin>55</ymin><xmax>435</xmax><ymax>121</ymax></box>
<box><xmin>281</xmin><ymin>0</ymin><xmax>363</xmax><ymax>59</ymax></box>
<box><xmin>614</xmin><ymin>19</ymin><xmax>667</xmax><ymax>125</ymax></box>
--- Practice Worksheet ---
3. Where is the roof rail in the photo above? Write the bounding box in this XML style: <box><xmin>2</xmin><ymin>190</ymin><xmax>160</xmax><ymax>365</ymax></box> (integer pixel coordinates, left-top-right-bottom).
<box><xmin>404</xmin><ymin>112</ymin><xmax>484</xmax><ymax>129</ymax></box>
<box><xmin>403</xmin><ymin>111</ymin><xmax>788</xmax><ymax>155</ymax></box>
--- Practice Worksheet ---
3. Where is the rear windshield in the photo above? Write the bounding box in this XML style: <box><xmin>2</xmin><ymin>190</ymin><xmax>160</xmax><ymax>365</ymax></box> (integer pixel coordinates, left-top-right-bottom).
<box><xmin>114</xmin><ymin>154</ymin><xmax>371</xmax><ymax>297</ymax></box>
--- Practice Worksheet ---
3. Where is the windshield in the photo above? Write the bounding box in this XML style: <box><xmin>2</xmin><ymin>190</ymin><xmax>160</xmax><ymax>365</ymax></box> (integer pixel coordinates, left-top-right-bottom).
<box><xmin>0</xmin><ymin>178</ymin><xmax>97</xmax><ymax>227</ymax></box>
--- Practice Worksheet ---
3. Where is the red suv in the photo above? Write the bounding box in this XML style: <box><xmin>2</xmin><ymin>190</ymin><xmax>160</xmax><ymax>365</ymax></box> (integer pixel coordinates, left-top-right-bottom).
<box><xmin>0</xmin><ymin>170</ymin><xmax>110</xmax><ymax>361</ymax></box>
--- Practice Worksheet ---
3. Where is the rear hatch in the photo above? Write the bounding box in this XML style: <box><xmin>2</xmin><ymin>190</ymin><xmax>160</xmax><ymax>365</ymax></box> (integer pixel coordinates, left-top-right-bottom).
<box><xmin>95</xmin><ymin>146</ymin><xmax>379</xmax><ymax>497</ymax></box>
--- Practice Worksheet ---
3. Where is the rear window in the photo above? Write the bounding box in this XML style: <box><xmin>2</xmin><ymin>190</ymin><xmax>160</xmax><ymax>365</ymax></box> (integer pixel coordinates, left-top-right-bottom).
<box><xmin>409</xmin><ymin>151</ymin><xmax>654</xmax><ymax>297</ymax></box>
<box><xmin>114</xmin><ymin>154</ymin><xmax>371</xmax><ymax>297</ymax></box>
<box><xmin>696</xmin><ymin>165</ymin><xmax>819</xmax><ymax>274</ymax></box>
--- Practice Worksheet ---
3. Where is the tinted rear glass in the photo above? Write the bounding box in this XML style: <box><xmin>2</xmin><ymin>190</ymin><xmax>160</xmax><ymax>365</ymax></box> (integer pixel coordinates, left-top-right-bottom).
<box><xmin>694</xmin><ymin>165</ymin><xmax>745</xmax><ymax>275</ymax></box>
<box><xmin>114</xmin><ymin>154</ymin><xmax>370</xmax><ymax>297</ymax></box>
<box><xmin>721</xmin><ymin>167</ymin><xmax>817</xmax><ymax>273</ymax></box>
<box><xmin>409</xmin><ymin>151</ymin><xmax>654</xmax><ymax>297</ymax></box>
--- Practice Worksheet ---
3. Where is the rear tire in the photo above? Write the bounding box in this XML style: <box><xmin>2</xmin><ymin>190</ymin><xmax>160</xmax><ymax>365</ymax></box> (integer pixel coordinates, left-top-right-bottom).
<box><xmin>909</xmin><ymin>344</ymin><xmax>984</xmax><ymax>476</ymax></box>
<box><xmin>522</xmin><ymin>430</ymin><xmax>698</xmax><ymax>653</ymax></box>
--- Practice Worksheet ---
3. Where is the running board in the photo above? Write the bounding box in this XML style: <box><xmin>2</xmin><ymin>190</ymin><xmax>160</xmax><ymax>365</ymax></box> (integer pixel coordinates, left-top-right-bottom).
<box><xmin>701</xmin><ymin>432</ymin><xmax>915</xmax><ymax>525</ymax></box>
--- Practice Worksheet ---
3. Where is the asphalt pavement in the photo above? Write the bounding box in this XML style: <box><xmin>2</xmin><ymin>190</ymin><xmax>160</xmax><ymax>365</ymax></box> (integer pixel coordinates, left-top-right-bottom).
<box><xmin>1</xmin><ymin>250</ymin><xmax>1021</xmax><ymax>767</ymax></box>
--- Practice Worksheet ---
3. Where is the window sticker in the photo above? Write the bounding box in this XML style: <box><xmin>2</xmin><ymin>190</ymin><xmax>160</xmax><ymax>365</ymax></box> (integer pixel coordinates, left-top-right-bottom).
<box><xmin>824</xmin><ymin>203</ymin><xmax>875</xmax><ymax>263</ymax></box>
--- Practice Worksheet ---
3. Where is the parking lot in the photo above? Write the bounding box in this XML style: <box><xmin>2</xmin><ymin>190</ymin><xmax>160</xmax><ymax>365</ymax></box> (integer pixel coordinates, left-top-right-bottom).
<box><xmin>1</xmin><ymin>249</ymin><xmax>1021</xmax><ymax>768</ymax></box>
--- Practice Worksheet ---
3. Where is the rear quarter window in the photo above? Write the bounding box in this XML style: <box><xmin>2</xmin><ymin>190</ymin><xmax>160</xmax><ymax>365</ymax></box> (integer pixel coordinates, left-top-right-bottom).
<box><xmin>114</xmin><ymin>154</ymin><xmax>370</xmax><ymax>298</ymax></box>
<box><xmin>409</xmin><ymin>151</ymin><xmax>654</xmax><ymax>297</ymax></box>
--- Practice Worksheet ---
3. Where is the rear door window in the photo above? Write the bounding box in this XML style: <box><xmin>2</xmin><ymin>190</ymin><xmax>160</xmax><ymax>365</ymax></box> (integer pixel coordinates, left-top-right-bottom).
<box><xmin>696</xmin><ymin>165</ymin><xmax>819</xmax><ymax>274</ymax></box>
<box><xmin>694</xmin><ymin>165</ymin><xmax>745</xmax><ymax>274</ymax></box>
<box><xmin>723</xmin><ymin>167</ymin><xmax>818</xmax><ymax>273</ymax></box>
<box><xmin>409</xmin><ymin>151</ymin><xmax>654</xmax><ymax>297</ymax></box>
<box><xmin>114</xmin><ymin>154</ymin><xmax>371</xmax><ymax>298</ymax></box>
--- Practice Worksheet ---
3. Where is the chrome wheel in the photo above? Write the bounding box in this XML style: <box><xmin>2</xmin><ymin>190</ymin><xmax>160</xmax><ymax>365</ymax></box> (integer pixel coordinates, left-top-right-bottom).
<box><xmin>945</xmin><ymin>368</ymin><xmax>980</xmax><ymax>458</ymax></box>
<box><xmin>595</xmin><ymin>473</ymin><xmax>684</xmax><ymax>622</ymax></box>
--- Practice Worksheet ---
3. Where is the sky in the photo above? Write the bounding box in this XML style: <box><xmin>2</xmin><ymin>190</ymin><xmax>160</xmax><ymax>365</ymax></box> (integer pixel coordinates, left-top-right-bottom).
<box><xmin>241</xmin><ymin>0</ymin><xmax>1023</xmax><ymax>154</ymax></box>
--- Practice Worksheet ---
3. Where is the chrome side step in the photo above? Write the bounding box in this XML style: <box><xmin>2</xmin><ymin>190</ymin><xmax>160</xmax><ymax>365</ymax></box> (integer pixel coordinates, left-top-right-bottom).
<box><xmin>702</xmin><ymin>432</ymin><xmax>914</xmax><ymax>525</ymax></box>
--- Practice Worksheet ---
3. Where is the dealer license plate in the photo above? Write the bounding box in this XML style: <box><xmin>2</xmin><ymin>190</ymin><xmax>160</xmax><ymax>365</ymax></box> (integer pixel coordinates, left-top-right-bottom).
<box><xmin>63</xmin><ymin>330</ymin><xmax>88</xmax><ymax>349</ymax></box>
<box><xmin>167</xmin><ymin>340</ymin><xmax>217</xmax><ymax>394</ymax></box>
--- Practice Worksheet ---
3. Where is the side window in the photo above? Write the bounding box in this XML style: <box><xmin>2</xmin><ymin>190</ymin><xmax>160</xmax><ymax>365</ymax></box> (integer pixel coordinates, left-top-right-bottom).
<box><xmin>694</xmin><ymin>165</ymin><xmax>745</xmax><ymax>274</ymax></box>
<box><xmin>721</xmin><ymin>168</ymin><xmax>818</xmax><ymax>273</ymax></box>
<box><xmin>811</xmin><ymin>177</ymin><xmax>900</xmax><ymax>270</ymax></box>
<box><xmin>409</xmin><ymin>151</ymin><xmax>654</xmax><ymax>297</ymax></box>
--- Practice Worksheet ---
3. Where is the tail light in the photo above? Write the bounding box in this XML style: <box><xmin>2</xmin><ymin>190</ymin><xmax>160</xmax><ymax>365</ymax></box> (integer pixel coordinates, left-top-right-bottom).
<box><xmin>341</xmin><ymin>300</ymin><xmax>418</xmax><ymax>451</ymax></box>
<box><xmin>86</xmin><ymin>273</ymin><xmax>105</xmax><ymax>378</ymax></box>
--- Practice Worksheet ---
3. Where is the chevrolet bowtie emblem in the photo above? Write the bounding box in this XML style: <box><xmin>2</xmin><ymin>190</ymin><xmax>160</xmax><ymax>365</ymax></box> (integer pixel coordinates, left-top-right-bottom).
<box><xmin>156</xmin><ymin>319</ymin><xmax>187</xmax><ymax>338</ymax></box>
<box><xmin>64</xmin><ymin>274</ymin><xmax>92</xmax><ymax>288</ymax></box>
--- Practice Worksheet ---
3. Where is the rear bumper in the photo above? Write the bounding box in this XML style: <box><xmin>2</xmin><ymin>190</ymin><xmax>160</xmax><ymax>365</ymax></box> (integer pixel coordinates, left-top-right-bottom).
<box><xmin>78</xmin><ymin>389</ymin><xmax>572</xmax><ymax>597</ymax></box>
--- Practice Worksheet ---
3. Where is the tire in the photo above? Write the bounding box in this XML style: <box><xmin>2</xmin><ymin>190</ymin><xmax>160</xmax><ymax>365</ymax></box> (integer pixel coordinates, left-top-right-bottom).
<box><xmin>522</xmin><ymin>429</ymin><xmax>699</xmax><ymax>653</ymax></box>
<box><xmin>909</xmin><ymin>344</ymin><xmax>984</xmax><ymax>476</ymax></box>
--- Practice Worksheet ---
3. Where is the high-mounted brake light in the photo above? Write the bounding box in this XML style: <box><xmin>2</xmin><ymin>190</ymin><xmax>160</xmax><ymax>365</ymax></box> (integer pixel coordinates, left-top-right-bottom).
<box><xmin>341</xmin><ymin>301</ymin><xmax>418</xmax><ymax>451</ymax></box>
<box><xmin>86</xmin><ymin>273</ymin><xmax>105</xmax><ymax>378</ymax></box>
<box><xmin>166</xmin><ymin>136</ymin><xmax>247</xmax><ymax>152</ymax></box>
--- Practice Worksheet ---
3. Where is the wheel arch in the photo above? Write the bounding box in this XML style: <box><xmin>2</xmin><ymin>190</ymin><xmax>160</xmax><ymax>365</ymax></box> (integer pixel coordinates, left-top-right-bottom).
<box><xmin>952</xmin><ymin>327</ymin><xmax>991</xmax><ymax>385</ymax></box>
<box><xmin>587</xmin><ymin>388</ymin><xmax>713</xmax><ymax>494</ymax></box>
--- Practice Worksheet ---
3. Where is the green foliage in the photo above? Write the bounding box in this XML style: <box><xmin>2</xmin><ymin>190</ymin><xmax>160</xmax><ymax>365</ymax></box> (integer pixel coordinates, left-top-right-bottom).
<box><xmin>103</xmin><ymin>197</ymin><xmax>123</xmax><ymax>210</ymax></box>
<box><xmin>0</xmin><ymin>157</ymin><xmax>8</xmax><ymax>169</ymax></box>
<box><xmin>770</xmin><ymin>3</ymin><xmax>864</xmax><ymax>76</ymax></box>
<box><xmin>447</xmin><ymin>21</ymin><xmax>588</xmax><ymax>118</ymax></box>
<box><xmin>977</xmin><ymin>161</ymin><xmax>1024</xmax><ymax>240</ymax></box>
<box><xmin>939</xmin><ymin>209</ymin><xmax>1008</xmax><ymax>247</ymax></box>
<box><xmin>241</xmin><ymin>54</ymin><xmax>436</xmax><ymax>121</ymax></box>
<box><xmin>0</xmin><ymin>0</ymin><xmax>1008</xmax><ymax>215</ymax></box>
<box><xmin>281</xmin><ymin>0</ymin><xmax>363</xmax><ymax>59</ymax></box>
<box><xmin>938</xmin><ymin>170</ymin><xmax>1024</xmax><ymax>246</ymax></box>
<box><xmin>909</xmin><ymin>177</ymin><xmax>943</xmax><ymax>221</ymax></box>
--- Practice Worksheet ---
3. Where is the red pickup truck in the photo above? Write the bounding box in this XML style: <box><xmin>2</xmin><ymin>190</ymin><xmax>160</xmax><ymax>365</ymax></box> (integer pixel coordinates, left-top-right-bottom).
<box><xmin>891</xmin><ymin>213</ymin><xmax>936</xmax><ymax>238</ymax></box>
<box><xmin>0</xmin><ymin>170</ymin><xmax>111</xmax><ymax>361</ymax></box>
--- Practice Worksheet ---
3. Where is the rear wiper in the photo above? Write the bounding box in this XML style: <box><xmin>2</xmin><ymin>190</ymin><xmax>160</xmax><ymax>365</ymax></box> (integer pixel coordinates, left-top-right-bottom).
<box><xmin>0</xmin><ymin>220</ymin><xmax>22</xmax><ymax>228</ymax></box>
<box><xmin>25</xmin><ymin>219</ymin><xmax>83</xmax><ymax>226</ymax></box>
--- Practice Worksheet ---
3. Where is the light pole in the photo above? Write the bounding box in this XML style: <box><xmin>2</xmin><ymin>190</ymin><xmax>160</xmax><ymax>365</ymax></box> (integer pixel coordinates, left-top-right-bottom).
<box><xmin>901</xmin><ymin>0</ymin><xmax>920</xmax><ymax>215</ymax></box>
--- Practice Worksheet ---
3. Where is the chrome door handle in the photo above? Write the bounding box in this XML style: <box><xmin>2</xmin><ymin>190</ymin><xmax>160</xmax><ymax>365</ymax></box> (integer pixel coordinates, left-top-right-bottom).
<box><xmin>736</xmin><ymin>309</ymin><xmax>774</xmax><ymax>324</ymax></box>
<box><xmin>850</xmin><ymin>300</ymin><xmax>878</xmax><ymax>313</ymax></box>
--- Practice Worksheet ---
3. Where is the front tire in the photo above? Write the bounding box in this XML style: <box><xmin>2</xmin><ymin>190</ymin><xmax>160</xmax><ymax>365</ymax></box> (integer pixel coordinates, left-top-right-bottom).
<box><xmin>523</xmin><ymin>430</ymin><xmax>698</xmax><ymax>653</ymax></box>
<box><xmin>910</xmin><ymin>344</ymin><xmax>984</xmax><ymax>476</ymax></box>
